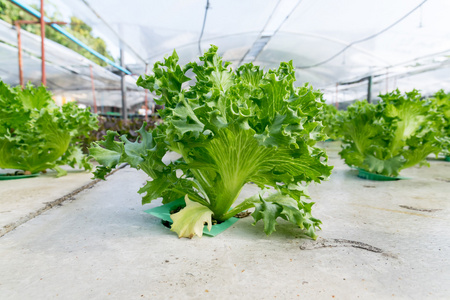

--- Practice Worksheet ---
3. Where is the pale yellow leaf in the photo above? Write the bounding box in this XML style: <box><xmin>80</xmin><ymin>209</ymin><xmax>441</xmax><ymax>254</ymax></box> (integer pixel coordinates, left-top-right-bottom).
<box><xmin>170</xmin><ymin>195</ymin><xmax>213</xmax><ymax>238</ymax></box>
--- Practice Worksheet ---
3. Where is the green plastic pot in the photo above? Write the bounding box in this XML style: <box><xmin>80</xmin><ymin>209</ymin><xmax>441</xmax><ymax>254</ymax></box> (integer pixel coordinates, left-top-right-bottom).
<box><xmin>357</xmin><ymin>168</ymin><xmax>403</xmax><ymax>181</ymax></box>
<box><xmin>144</xmin><ymin>197</ymin><xmax>239</xmax><ymax>237</ymax></box>
<box><xmin>0</xmin><ymin>173</ymin><xmax>39</xmax><ymax>180</ymax></box>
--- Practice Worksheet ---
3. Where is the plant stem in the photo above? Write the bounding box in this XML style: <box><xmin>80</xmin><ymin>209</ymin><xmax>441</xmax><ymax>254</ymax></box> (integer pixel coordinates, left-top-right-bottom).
<box><xmin>219</xmin><ymin>194</ymin><xmax>260</xmax><ymax>220</ymax></box>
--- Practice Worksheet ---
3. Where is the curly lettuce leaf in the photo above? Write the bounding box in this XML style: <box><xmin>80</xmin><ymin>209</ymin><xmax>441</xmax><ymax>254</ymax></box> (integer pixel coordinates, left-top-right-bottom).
<box><xmin>429</xmin><ymin>90</ymin><xmax>450</xmax><ymax>156</ymax></box>
<box><xmin>251</xmin><ymin>194</ymin><xmax>321</xmax><ymax>239</ymax></box>
<box><xmin>316</xmin><ymin>103</ymin><xmax>344</xmax><ymax>141</ymax></box>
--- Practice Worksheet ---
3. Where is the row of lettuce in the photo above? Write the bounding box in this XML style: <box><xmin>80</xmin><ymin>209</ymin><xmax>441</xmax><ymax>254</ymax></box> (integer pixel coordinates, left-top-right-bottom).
<box><xmin>0</xmin><ymin>46</ymin><xmax>448</xmax><ymax>239</ymax></box>
<box><xmin>320</xmin><ymin>89</ymin><xmax>450</xmax><ymax>177</ymax></box>
<box><xmin>3</xmin><ymin>80</ymin><xmax>446</xmax><ymax>181</ymax></box>
<box><xmin>0</xmin><ymin>81</ymin><xmax>158</xmax><ymax>177</ymax></box>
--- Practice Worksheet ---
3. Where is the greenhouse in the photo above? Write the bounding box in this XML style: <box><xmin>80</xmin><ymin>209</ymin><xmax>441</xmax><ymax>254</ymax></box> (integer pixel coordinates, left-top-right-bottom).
<box><xmin>0</xmin><ymin>0</ymin><xmax>449</xmax><ymax>299</ymax></box>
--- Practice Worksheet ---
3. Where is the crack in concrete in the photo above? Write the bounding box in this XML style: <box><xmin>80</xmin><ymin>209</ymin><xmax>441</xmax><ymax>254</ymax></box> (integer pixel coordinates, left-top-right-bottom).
<box><xmin>299</xmin><ymin>238</ymin><xmax>385</xmax><ymax>254</ymax></box>
<box><xmin>399</xmin><ymin>205</ymin><xmax>441</xmax><ymax>213</ymax></box>
<box><xmin>435</xmin><ymin>177</ymin><xmax>450</xmax><ymax>183</ymax></box>
<box><xmin>0</xmin><ymin>164</ymin><xmax>128</xmax><ymax>238</ymax></box>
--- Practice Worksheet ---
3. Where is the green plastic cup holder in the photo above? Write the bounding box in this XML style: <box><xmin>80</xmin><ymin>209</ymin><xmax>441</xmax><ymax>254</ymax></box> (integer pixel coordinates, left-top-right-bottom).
<box><xmin>356</xmin><ymin>168</ymin><xmax>404</xmax><ymax>181</ymax></box>
<box><xmin>144</xmin><ymin>197</ymin><xmax>239</xmax><ymax>237</ymax></box>
<box><xmin>0</xmin><ymin>172</ymin><xmax>39</xmax><ymax>180</ymax></box>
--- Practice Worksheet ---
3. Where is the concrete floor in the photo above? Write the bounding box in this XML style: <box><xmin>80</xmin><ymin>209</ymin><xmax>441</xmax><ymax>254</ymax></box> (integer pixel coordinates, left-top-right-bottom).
<box><xmin>0</xmin><ymin>167</ymin><xmax>95</xmax><ymax>237</ymax></box>
<box><xmin>0</xmin><ymin>142</ymin><xmax>449</xmax><ymax>299</ymax></box>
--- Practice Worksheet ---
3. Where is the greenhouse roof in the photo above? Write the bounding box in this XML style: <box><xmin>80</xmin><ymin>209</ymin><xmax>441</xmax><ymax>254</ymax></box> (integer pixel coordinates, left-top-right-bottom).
<box><xmin>0</xmin><ymin>19</ymin><xmax>146</xmax><ymax>108</ymax></box>
<box><xmin>3</xmin><ymin>0</ymin><xmax>450</xmax><ymax>106</ymax></box>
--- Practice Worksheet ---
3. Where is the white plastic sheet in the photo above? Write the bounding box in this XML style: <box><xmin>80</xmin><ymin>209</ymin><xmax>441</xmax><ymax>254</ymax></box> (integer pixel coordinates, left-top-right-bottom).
<box><xmin>3</xmin><ymin>0</ymin><xmax>450</xmax><ymax>105</ymax></box>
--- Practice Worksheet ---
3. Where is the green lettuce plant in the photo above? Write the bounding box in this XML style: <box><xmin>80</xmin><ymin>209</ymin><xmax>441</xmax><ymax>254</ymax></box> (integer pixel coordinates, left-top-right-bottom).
<box><xmin>318</xmin><ymin>103</ymin><xmax>344</xmax><ymax>141</ymax></box>
<box><xmin>0</xmin><ymin>81</ymin><xmax>98</xmax><ymax>176</ymax></box>
<box><xmin>429</xmin><ymin>90</ymin><xmax>450</xmax><ymax>157</ymax></box>
<box><xmin>90</xmin><ymin>46</ymin><xmax>332</xmax><ymax>239</ymax></box>
<box><xmin>338</xmin><ymin>89</ymin><xmax>441</xmax><ymax>177</ymax></box>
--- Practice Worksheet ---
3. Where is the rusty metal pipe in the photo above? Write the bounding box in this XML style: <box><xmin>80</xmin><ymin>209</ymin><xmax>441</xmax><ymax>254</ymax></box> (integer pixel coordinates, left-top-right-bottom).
<box><xmin>15</xmin><ymin>21</ymin><xmax>24</xmax><ymax>88</ymax></box>
<box><xmin>14</xmin><ymin>17</ymin><xmax>64</xmax><ymax>88</ymax></box>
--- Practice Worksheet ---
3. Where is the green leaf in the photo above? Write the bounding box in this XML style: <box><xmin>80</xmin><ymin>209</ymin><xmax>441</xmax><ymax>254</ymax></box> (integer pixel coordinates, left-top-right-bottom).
<box><xmin>139</xmin><ymin>176</ymin><xmax>174</xmax><ymax>205</ymax></box>
<box><xmin>90</xmin><ymin>131</ymin><xmax>123</xmax><ymax>169</ymax></box>
<box><xmin>252</xmin><ymin>198</ymin><xmax>283</xmax><ymax>235</ymax></box>
<box><xmin>252</xmin><ymin>194</ymin><xmax>321</xmax><ymax>239</ymax></box>
<box><xmin>54</xmin><ymin>166</ymin><xmax>68</xmax><ymax>178</ymax></box>
<box><xmin>363</xmin><ymin>155</ymin><xmax>405</xmax><ymax>177</ymax></box>
<box><xmin>63</xmin><ymin>145</ymin><xmax>93</xmax><ymax>171</ymax></box>
<box><xmin>17</xmin><ymin>84</ymin><xmax>54</xmax><ymax>111</ymax></box>
<box><xmin>401</xmin><ymin>141</ymin><xmax>439</xmax><ymax>170</ymax></box>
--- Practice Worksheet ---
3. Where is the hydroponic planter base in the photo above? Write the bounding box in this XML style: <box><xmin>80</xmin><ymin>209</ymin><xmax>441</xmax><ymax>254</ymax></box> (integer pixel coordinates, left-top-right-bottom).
<box><xmin>144</xmin><ymin>197</ymin><xmax>239</xmax><ymax>237</ymax></box>
<box><xmin>357</xmin><ymin>168</ymin><xmax>403</xmax><ymax>181</ymax></box>
<box><xmin>0</xmin><ymin>173</ymin><xmax>39</xmax><ymax>180</ymax></box>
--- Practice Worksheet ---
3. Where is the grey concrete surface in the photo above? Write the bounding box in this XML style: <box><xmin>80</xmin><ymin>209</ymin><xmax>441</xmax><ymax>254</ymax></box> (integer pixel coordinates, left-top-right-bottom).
<box><xmin>0</xmin><ymin>168</ymin><xmax>95</xmax><ymax>237</ymax></box>
<box><xmin>0</xmin><ymin>142</ymin><xmax>449</xmax><ymax>299</ymax></box>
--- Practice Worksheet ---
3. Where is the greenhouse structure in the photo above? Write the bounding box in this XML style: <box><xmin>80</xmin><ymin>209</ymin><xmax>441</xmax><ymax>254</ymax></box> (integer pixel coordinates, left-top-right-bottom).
<box><xmin>0</xmin><ymin>0</ymin><xmax>449</xmax><ymax>299</ymax></box>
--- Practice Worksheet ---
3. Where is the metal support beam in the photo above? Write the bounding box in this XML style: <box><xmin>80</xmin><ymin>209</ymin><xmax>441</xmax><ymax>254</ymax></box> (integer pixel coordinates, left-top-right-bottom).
<box><xmin>120</xmin><ymin>48</ymin><xmax>127</xmax><ymax>121</ymax></box>
<box><xmin>40</xmin><ymin>0</ymin><xmax>46</xmax><ymax>85</ymax></box>
<box><xmin>385</xmin><ymin>69</ymin><xmax>389</xmax><ymax>93</ymax></box>
<box><xmin>89</xmin><ymin>65</ymin><xmax>98</xmax><ymax>113</ymax></box>
<box><xmin>15</xmin><ymin>20</ymin><xmax>65</xmax><ymax>88</ymax></box>
<box><xmin>10</xmin><ymin>0</ymin><xmax>131</xmax><ymax>75</ymax></box>
<box><xmin>367</xmin><ymin>76</ymin><xmax>372</xmax><ymax>103</ymax></box>
<box><xmin>15</xmin><ymin>21</ymin><xmax>24</xmax><ymax>88</ymax></box>
<box><xmin>335</xmin><ymin>83</ymin><xmax>339</xmax><ymax>109</ymax></box>
<box><xmin>144</xmin><ymin>63</ymin><xmax>149</xmax><ymax>122</ymax></box>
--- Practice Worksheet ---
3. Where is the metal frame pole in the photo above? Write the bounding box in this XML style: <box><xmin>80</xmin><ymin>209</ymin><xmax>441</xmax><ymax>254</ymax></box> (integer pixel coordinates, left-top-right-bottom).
<box><xmin>14</xmin><ymin>16</ymin><xmax>64</xmax><ymax>88</ymax></box>
<box><xmin>120</xmin><ymin>47</ymin><xmax>127</xmax><ymax>121</ymax></box>
<box><xmin>386</xmin><ymin>68</ymin><xmax>389</xmax><ymax>93</ymax></box>
<box><xmin>144</xmin><ymin>63</ymin><xmax>149</xmax><ymax>122</ymax></box>
<box><xmin>335</xmin><ymin>83</ymin><xmax>339</xmax><ymax>109</ymax></box>
<box><xmin>15</xmin><ymin>21</ymin><xmax>24</xmax><ymax>88</ymax></box>
<box><xmin>367</xmin><ymin>76</ymin><xmax>372</xmax><ymax>103</ymax></box>
<box><xmin>89</xmin><ymin>65</ymin><xmax>98</xmax><ymax>113</ymax></box>
<box><xmin>40</xmin><ymin>0</ymin><xmax>46</xmax><ymax>85</ymax></box>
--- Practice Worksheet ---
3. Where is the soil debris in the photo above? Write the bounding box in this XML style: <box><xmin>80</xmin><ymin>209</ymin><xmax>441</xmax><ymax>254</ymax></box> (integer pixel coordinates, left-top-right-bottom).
<box><xmin>234</xmin><ymin>210</ymin><xmax>252</xmax><ymax>218</ymax></box>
